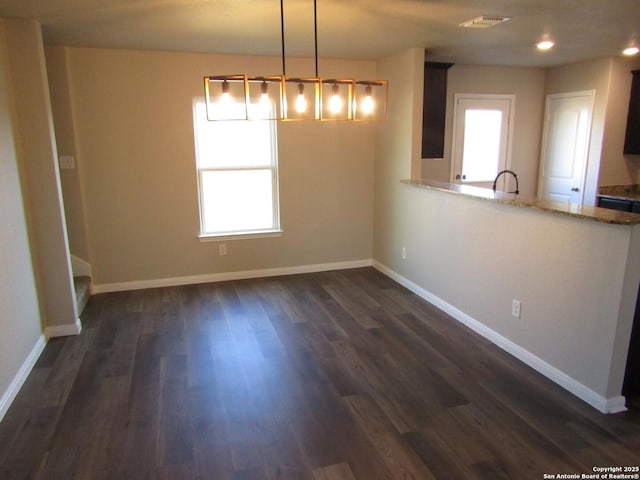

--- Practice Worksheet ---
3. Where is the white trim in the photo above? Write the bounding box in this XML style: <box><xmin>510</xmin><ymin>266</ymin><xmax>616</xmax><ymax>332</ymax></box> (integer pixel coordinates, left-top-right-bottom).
<box><xmin>0</xmin><ymin>334</ymin><xmax>47</xmax><ymax>422</ymax></box>
<box><xmin>45</xmin><ymin>318</ymin><xmax>82</xmax><ymax>338</ymax></box>
<box><xmin>192</xmin><ymin>98</ymin><xmax>281</xmax><ymax>238</ymax></box>
<box><xmin>198</xmin><ymin>230</ymin><xmax>283</xmax><ymax>242</ymax></box>
<box><xmin>372</xmin><ymin>260</ymin><xmax>627</xmax><ymax>414</ymax></box>
<box><xmin>70</xmin><ymin>254</ymin><xmax>92</xmax><ymax>278</ymax></box>
<box><xmin>603</xmin><ymin>396</ymin><xmax>628</xmax><ymax>414</ymax></box>
<box><xmin>93</xmin><ymin>259</ymin><xmax>373</xmax><ymax>293</ymax></box>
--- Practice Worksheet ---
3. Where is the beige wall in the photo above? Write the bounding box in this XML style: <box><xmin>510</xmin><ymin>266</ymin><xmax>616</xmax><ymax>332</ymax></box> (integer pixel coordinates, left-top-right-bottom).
<box><xmin>4</xmin><ymin>20</ymin><xmax>78</xmax><ymax>331</ymax></box>
<box><xmin>374</xmin><ymin>48</ymin><xmax>423</xmax><ymax>268</ymax></box>
<box><xmin>45</xmin><ymin>47</ymin><xmax>89</xmax><ymax>261</ymax></box>
<box><xmin>421</xmin><ymin>64</ymin><xmax>546</xmax><ymax>196</ymax></box>
<box><xmin>374</xmin><ymin>48</ymin><xmax>640</xmax><ymax>409</ymax></box>
<box><xmin>48</xmin><ymin>47</ymin><xmax>376</xmax><ymax>287</ymax></box>
<box><xmin>0</xmin><ymin>20</ymin><xmax>44</xmax><ymax>417</ymax></box>
<box><xmin>599</xmin><ymin>56</ymin><xmax>640</xmax><ymax>186</ymax></box>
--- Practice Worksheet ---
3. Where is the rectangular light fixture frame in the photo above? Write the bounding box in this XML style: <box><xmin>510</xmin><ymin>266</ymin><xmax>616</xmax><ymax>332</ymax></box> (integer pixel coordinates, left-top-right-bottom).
<box><xmin>320</xmin><ymin>78</ymin><xmax>355</xmax><ymax>121</ymax></box>
<box><xmin>247</xmin><ymin>75</ymin><xmax>285</xmax><ymax>120</ymax></box>
<box><xmin>203</xmin><ymin>75</ymin><xmax>388</xmax><ymax>122</ymax></box>
<box><xmin>204</xmin><ymin>74</ymin><xmax>250</xmax><ymax>121</ymax></box>
<box><xmin>282</xmin><ymin>77</ymin><xmax>322</xmax><ymax>121</ymax></box>
<box><xmin>353</xmin><ymin>80</ymin><xmax>389</xmax><ymax>122</ymax></box>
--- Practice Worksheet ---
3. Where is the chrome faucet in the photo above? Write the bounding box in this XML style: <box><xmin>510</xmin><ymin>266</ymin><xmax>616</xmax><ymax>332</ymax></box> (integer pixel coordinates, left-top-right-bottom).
<box><xmin>493</xmin><ymin>169</ymin><xmax>519</xmax><ymax>194</ymax></box>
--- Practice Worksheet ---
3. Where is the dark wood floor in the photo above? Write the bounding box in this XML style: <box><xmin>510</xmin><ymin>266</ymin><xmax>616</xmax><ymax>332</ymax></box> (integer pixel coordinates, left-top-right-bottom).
<box><xmin>1</xmin><ymin>267</ymin><xmax>639</xmax><ymax>479</ymax></box>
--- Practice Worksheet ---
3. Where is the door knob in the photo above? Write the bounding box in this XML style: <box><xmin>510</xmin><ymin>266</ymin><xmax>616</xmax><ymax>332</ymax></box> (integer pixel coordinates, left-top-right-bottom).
<box><xmin>455</xmin><ymin>174</ymin><xmax>466</xmax><ymax>180</ymax></box>
<box><xmin>571</xmin><ymin>187</ymin><xmax>580</xmax><ymax>192</ymax></box>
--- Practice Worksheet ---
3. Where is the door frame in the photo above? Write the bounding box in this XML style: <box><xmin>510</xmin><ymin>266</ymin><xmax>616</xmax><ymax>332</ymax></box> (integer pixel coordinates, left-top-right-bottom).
<box><xmin>537</xmin><ymin>90</ymin><xmax>595</xmax><ymax>204</ymax></box>
<box><xmin>450</xmin><ymin>93</ymin><xmax>516</xmax><ymax>189</ymax></box>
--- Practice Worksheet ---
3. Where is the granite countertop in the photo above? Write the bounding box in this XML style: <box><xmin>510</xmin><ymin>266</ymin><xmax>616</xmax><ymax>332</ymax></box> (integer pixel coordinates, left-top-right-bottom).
<box><xmin>598</xmin><ymin>184</ymin><xmax>640</xmax><ymax>202</ymax></box>
<box><xmin>402</xmin><ymin>179</ymin><xmax>640</xmax><ymax>225</ymax></box>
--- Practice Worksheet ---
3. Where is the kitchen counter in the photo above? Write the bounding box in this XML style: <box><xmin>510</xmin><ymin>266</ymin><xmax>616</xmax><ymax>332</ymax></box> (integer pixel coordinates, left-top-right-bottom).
<box><xmin>597</xmin><ymin>185</ymin><xmax>640</xmax><ymax>213</ymax></box>
<box><xmin>403</xmin><ymin>179</ymin><xmax>640</xmax><ymax>225</ymax></box>
<box><xmin>598</xmin><ymin>184</ymin><xmax>640</xmax><ymax>202</ymax></box>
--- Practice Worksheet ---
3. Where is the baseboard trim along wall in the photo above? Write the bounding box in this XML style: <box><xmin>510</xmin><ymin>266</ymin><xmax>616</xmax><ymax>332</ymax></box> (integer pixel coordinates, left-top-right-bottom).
<box><xmin>44</xmin><ymin>317</ymin><xmax>82</xmax><ymax>338</ymax></box>
<box><xmin>6</xmin><ymin>259</ymin><xmax>620</xmax><ymax>426</ymax></box>
<box><xmin>372</xmin><ymin>260</ymin><xmax>627</xmax><ymax>415</ymax></box>
<box><xmin>0</xmin><ymin>334</ymin><xmax>47</xmax><ymax>422</ymax></box>
<box><xmin>93</xmin><ymin>259</ymin><xmax>374</xmax><ymax>294</ymax></box>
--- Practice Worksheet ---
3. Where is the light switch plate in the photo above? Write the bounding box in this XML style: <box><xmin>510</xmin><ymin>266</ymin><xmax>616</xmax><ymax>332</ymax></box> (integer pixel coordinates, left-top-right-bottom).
<box><xmin>59</xmin><ymin>155</ymin><xmax>75</xmax><ymax>170</ymax></box>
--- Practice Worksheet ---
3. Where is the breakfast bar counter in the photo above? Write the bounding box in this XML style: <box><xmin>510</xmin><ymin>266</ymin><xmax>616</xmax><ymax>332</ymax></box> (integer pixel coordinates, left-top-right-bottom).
<box><xmin>393</xmin><ymin>176</ymin><xmax>640</xmax><ymax>412</ymax></box>
<box><xmin>402</xmin><ymin>179</ymin><xmax>640</xmax><ymax>225</ymax></box>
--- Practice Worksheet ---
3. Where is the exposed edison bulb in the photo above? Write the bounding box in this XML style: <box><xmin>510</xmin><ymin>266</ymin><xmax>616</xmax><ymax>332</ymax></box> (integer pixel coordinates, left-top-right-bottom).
<box><xmin>220</xmin><ymin>80</ymin><xmax>232</xmax><ymax>104</ymax></box>
<box><xmin>295</xmin><ymin>94</ymin><xmax>307</xmax><ymax>113</ymax></box>
<box><xmin>328</xmin><ymin>84</ymin><xmax>342</xmax><ymax>114</ymax></box>
<box><xmin>361</xmin><ymin>86</ymin><xmax>374</xmax><ymax>115</ymax></box>
<box><xmin>295</xmin><ymin>83</ymin><xmax>307</xmax><ymax>113</ymax></box>
<box><xmin>259</xmin><ymin>82</ymin><xmax>270</xmax><ymax>108</ymax></box>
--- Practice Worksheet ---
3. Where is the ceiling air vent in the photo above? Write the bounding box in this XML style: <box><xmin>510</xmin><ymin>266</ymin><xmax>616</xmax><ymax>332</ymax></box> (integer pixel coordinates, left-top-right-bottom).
<box><xmin>458</xmin><ymin>15</ymin><xmax>510</xmax><ymax>28</ymax></box>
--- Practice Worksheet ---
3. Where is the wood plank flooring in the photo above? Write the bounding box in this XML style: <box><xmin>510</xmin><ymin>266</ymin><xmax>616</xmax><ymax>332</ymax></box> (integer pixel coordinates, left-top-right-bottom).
<box><xmin>1</xmin><ymin>267</ymin><xmax>639</xmax><ymax>479</ymax></box>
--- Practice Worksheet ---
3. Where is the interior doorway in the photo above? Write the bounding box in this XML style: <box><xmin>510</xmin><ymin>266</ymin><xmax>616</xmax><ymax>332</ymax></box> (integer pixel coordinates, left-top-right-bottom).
<box><xmin>538</xmin><ymin>90</ymin><xmax>595</xmax><ymax>203</ymax></box>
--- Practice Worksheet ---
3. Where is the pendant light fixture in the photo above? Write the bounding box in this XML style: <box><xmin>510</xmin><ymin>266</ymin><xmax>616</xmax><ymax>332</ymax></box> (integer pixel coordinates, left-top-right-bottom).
<box><xmin>203</xmin><ymin>0</ymin><xmax>388</xmax><ymax>122</ymax></box>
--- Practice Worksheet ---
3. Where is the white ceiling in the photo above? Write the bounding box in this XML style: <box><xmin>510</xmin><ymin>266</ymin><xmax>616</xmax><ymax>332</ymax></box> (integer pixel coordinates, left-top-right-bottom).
<box><xmin>0</xmin><ymin>0</ymin><xmax>639</xmax><ymax>67</ymax></box>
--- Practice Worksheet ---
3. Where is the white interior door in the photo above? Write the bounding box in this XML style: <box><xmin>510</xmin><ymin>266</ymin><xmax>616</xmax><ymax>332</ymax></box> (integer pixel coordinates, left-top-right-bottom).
<box><xmin>538</xmin><ymin>91</ymin><xmax>594</xmax><ymax>203</ymax></box>
<box><xmin>451</xmin><ymin>95</ymin><xmax>514</xmax><ymax>189</ymax></box>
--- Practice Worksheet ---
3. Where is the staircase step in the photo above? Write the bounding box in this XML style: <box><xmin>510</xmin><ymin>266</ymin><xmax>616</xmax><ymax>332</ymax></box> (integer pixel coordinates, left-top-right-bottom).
<box><xmin>73</xmin><ymin>276</ymin><xmax>91</xmax><ymax>315</ymax></box>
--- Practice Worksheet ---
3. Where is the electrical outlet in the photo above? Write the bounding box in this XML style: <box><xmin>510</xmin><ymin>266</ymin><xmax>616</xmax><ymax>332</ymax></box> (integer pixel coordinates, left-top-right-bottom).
<box><xmin>512</xmin><ymin>299</ymin><xmax>521</xmax><ymax>319</ymax></box>
<box><xmin>401</xmin><ymin>246</ymin><xmax>407</xmax><ymax>260</ymax></box>
<box><xmin>218</xmin><ymin>244</ymin><xmax>227</xmax><ymax>256</ymax></box>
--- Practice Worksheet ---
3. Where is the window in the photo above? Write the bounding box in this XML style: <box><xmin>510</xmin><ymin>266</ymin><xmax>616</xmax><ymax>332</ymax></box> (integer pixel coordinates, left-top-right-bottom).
<box><xmin>193</xmin><ymin>99</ymin><xmax>281</xmax><ymax>239</ymax></box>
<box><xmin>461</xmin><ymin>109</ymin><xmax>503</xmax><ymax>181</ymax></box>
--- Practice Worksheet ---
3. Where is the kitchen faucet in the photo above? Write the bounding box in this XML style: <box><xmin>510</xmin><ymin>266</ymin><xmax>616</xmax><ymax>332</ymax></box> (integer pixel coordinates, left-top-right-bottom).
<box><xmin>493</xmin><ymin>169</ymin><xmax>519</xmax><ymax>194</ymax></box>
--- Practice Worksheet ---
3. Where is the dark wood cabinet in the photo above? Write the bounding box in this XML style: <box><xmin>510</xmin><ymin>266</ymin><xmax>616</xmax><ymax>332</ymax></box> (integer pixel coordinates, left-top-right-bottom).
<box><xmin>624</xmin><ymin>70</ymin><xmax>640</xmax><ymax>155</ymax></box>
<box><xmin>421</xmin><ymin>62</ymin><xmax>453</xmax><ymax>159</ymax></box>
<box><xmin>598</xmin><ymin>196</ymin><xmax>634</xmax><ymax>211</ymax></box>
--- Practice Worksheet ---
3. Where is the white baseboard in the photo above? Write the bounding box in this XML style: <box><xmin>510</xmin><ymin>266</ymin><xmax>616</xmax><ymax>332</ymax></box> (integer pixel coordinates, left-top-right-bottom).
<box><xmin>93</xmin><ymin>259</ymin><xmax>373</xmax><ymax>294</ymax></box>
<box><xmin>70</xmin><ymin>254</ymin><xmax>92</xmax><ymax>278</ymax></box>
<box><xmin>372</xmin><ymin>260</ymin><xmax>626</xmax><ymax>415</ymax></box>
<box><xmin>0</xmin><ymin>334</ymin><xmax>47</xmax><ymax>422</ymax></box>
<box><xmin>45</xmin><ymin>317</ymin><xmax>82</xmax><ymax>338</ymax></box>
<box><xmin>602</xmin><ymin>396</ymin><xmax>628</xmax><ymax>414</ymax></box>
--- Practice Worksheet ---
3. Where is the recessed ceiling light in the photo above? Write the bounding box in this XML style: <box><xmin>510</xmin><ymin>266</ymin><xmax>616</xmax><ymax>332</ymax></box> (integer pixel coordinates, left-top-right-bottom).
<box><xmin>537</xmin><ymin>40</ymin><xmax>555</xmax><ymax>50</ymax></box>
<box><xmin>623</xmin><ymin>46</ymin><xmax>640</xmax><ymax>56</ymax></box>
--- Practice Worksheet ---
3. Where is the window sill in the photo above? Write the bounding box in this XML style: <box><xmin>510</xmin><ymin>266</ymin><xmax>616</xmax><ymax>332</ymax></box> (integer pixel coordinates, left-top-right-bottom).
<box><xmin>198</xmin><ymin>230</ymin><xmax>284</xmax><ymax>242</ymax></box>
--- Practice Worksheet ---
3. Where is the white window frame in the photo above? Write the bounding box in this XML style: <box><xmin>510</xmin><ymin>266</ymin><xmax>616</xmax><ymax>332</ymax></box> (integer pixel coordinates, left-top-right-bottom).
<box><xmin>192</xmin><ymin>98</ymin><xmax>282</xmax><ymax>241</ymax></box>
